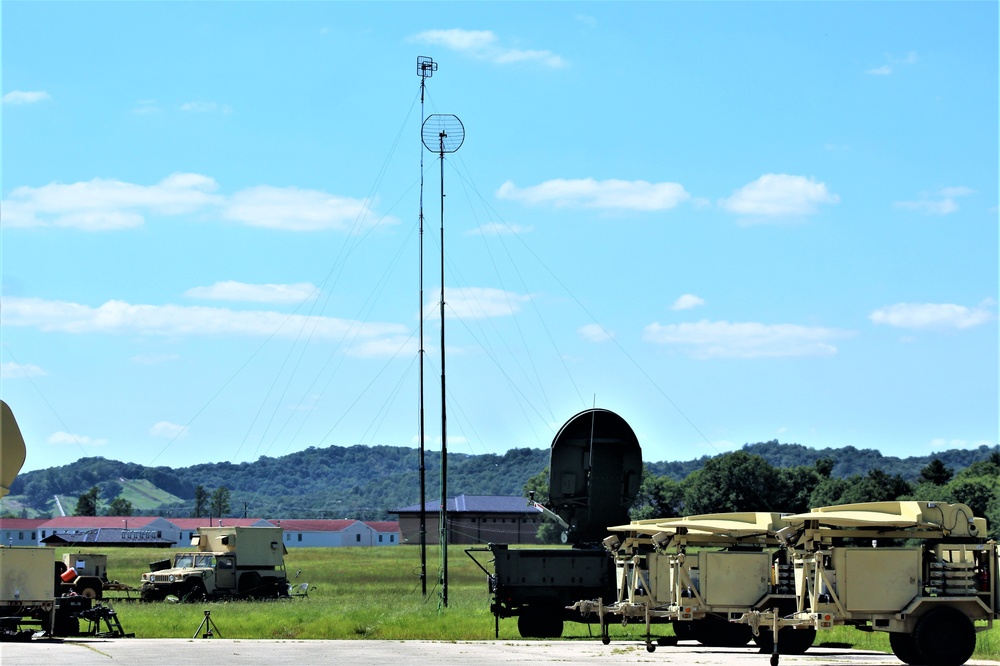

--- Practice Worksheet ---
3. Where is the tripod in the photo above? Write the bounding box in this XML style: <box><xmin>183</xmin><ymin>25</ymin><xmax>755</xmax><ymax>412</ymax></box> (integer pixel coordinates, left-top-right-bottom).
<box><xmin>193</xmin><ymin>610</ymin><xmax>223</xmax><ymax>639</ymax></box>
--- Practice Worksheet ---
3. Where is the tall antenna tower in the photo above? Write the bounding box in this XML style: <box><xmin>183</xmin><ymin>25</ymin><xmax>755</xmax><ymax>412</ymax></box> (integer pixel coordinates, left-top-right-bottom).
<box><xmin>421</xmin><ymin>112</ymin><xmax>464</xmax><ymax>608</ymax></box>
<box><xmin>416</xmin><ymin>54</ymin><xmax>437</xmax><ymax>599</ymax></box>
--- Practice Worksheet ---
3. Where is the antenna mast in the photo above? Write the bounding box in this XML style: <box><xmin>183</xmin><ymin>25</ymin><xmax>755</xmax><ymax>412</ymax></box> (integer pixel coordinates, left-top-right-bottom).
<box><xmin>421</xmin><ymin>112</ymin><xmax>464</xmax><ymax>608</ymax></box>
<box><xmin>416</xmin><ymin>55</ymin><xmax>437</xmax><ymax>599</ymax></box>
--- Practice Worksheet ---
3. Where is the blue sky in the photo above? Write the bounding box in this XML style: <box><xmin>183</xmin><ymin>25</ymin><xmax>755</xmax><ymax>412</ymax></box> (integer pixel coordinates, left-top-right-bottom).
<box><xmin>2</xmin><ymin>2</ymin><xmax>997</xmax><ymax>476</ymax></box>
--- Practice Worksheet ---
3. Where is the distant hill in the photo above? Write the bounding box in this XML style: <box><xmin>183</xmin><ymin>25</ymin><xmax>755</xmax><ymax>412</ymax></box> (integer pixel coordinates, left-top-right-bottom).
<box><xmin>646</xmin><ymin>440</ymin><xmax>1000</xmax><ymax>482</ymax></box>
<box><xmin>4</xmin><ymin>440</ymin><xmax>997</xmax><ymax>520</ymax></box>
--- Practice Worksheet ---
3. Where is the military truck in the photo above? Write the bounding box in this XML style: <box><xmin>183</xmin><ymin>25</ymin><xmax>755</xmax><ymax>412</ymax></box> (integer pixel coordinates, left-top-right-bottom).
<box><xmin>742</xmin><ymin>501</ymin><xmax>999</xmax><ymax>666</ymax></box>
<box><xmin>467</xmin><ymin>408</ymin><xmax>642</xmax><ymax>638</ymax></box>
<box><xmin>140</xmin><ymin>526</ymin><xmax>288</xmax><ymax>601</ymax></box>
<box><xmin>571</xmin><ymin>512</ymin><xmax>815</xmax><ymax>654</ymax></box>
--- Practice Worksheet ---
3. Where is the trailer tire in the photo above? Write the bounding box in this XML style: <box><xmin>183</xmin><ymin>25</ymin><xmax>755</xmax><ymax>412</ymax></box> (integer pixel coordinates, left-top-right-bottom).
<box><xmin>913</xmin><ymin>607</ymin><xmax>975</xmax><ymax>666</ymax></box>
<box><xmin>672</xmin><ymin>620</ymin><xmax>696</xmax><ymax>641</ymax></box>
<box><xmin>517</xmin><ymin>606</ymin><xmax>563</xmax><ymax>638</ymax></box>
<box><xmin>75</xmin><ymin>576</ymin><xmax>103</xmax><ymax>600</ymax></box>
<box><xmin>693</xmin><ymin>616</ymin><xmax>752</xmax><ymax>647</ymax></box>
<box><xmin>889</xmin><ymin>631</ymin><xmax>924</xmax><ymax>665</ymax></box>
<box><xmin>753</xmin><ymin>626</ymin><xmax>815</xmax><ymax>655</ymax></box>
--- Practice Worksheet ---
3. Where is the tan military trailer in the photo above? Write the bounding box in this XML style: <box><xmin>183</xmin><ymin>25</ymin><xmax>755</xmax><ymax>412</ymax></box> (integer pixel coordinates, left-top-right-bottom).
<box><xmin>571</xmin><ymin>512</ymin><xmax>814</xmax><ymax>654</ymax></box>
<box><xmin>741</xmin><ymin>501</ymin><xmax>999</xmax><ymax>666</ymax></box>
<box><xmin>140</xmin><ymin>526</ymin><xmax>288</xmax><ymax>601</ymax></box>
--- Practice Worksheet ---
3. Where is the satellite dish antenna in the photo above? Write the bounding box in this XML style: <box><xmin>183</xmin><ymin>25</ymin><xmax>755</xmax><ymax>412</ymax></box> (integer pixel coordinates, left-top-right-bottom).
<box><xmin>421</xmin><ymin>114</ymin><xmax>465</xmax><ymax>154</ymax></box>
<box><xmin>421</xmin><ymin>111</ymin><xmax>464</xmax><ymax>608</ymax></box>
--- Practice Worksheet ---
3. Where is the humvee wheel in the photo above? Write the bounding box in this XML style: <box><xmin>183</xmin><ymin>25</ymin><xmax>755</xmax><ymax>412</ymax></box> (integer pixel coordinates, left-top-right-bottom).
<box><xmin>889</xmin><ymin>632</ymin><xmax>924</xmax><ymax>665</ymax></box>
<box><xmin>182</xmin><ymin>579</ymin><xmax>207</xmax><ymax>602</ymax></box>
<box><xmin>914</xmin><ymin>607</ymin><xmax>975</xmax><ymax>666</ymax></box>
<box><xmin>239</xmin><ymin>572</ymin><xmax>261</xmax><ymax>597</ymax></box>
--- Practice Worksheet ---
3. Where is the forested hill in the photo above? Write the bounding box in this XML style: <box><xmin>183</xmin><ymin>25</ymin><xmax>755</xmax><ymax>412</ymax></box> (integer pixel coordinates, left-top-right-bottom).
<box><xmin>646</xmin><ymin>440</ymin><xmax>1000</xmax><ymax>482</ymax></box>
<box><xmin>6</xmin><ymin>440</ymin><xmax>998</xmax><ymax>520</ymax></box>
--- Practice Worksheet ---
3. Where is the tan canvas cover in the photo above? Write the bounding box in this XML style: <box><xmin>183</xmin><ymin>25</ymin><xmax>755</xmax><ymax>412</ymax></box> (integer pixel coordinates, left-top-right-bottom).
<box><xmin>784</xmin><ymin>501</ymin><xmax>979</xmax><ymax>534</ymax></box>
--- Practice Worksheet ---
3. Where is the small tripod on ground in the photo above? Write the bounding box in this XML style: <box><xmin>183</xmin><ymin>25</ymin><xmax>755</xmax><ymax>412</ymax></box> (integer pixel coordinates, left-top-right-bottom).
<box><xmin>193</xmin><ymin>610</ymin><xmax>222</xmax><ymax>639</ymax></box>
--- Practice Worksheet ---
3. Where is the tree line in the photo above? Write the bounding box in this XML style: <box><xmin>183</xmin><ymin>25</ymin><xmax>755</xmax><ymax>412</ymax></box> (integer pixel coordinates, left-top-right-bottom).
<box><xmin>4</xmin><ymin>440</ymin><xmax>997</xmax><ymax>525</ymax></box>
<box><xmin>525</xmin><ymin>450</ymin><xmax>1000</xmax><ymax>541</ymax></box>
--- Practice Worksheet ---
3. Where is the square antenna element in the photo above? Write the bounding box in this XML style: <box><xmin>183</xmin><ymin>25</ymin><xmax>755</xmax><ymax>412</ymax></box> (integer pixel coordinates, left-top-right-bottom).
<box><xmin>417</xmin><ymin>56</ymin><xmax>438</xmax><ymax>77</ymax></box>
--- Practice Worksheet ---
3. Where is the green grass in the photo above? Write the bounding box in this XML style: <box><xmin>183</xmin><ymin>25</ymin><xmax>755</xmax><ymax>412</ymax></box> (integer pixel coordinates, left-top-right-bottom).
<box><xmin>115</xmin><ymin>480</ymin><xmax>184</xmax><ymax>511</ymax></box>
<box><xmin>62</xmin><ymin>545</ymin><xmax>1000</xmax><ymax>660</ymax></box>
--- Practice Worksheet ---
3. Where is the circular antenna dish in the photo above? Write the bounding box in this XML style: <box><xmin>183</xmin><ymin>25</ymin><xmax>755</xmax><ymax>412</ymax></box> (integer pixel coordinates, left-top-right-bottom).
<box><xmin>422</xmin><ymin>114</ymin><xmax>465</xmax><ymax>153</ymax></box>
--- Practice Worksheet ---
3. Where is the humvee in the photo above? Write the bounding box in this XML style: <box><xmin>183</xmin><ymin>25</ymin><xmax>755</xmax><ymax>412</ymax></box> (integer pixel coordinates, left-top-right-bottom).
<box><xmin>140</xmin><ymin>526</ymin><xmax>288</xmax><ymax>601</ymax></box>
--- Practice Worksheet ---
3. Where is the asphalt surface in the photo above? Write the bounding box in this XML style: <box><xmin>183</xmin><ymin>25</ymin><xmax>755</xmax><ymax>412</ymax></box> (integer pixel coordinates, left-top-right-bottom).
<box><xmin>3</xmin><ymin>639</ymin><xmax>998</xmax><ymax>665</ymax></box>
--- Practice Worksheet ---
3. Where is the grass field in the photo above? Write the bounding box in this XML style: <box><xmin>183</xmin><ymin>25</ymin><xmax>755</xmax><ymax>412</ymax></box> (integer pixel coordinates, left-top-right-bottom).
<box><xmin>63</xmin><ymin>544</ymin><xmax>999</xmax><ymax>660</ymax></box>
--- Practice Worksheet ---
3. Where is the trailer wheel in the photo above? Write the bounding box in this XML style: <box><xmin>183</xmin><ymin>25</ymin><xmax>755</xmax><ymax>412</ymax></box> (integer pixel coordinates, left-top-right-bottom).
<box><xmin>516</xmin><ymin>606</ymin><xmax>563</xmax><ymax>638</ymax></box>
<box><xmin>913</xmin><ymin>607</ymin><xmax>975</xmax><ymax>666</ymax></box>
<box><xmin>753</xmin><ymin>627</ymin><xmax>815</xmax><ymax>655</ymax></box>
<box><xmin>889</xmin><ymin>632</ymin><xmax>924</xmax><ymax>665</ymax></box>
<box><xmin>672</xmin><ymin>620</ymin><xmax>696</xmax><ymax>641</ymax></box>
<box><xmin>693</xmin><ymin>616</ymin><xmax>752</xmax><ymax>647</ymax></box>
<box><xmin>74</xmin><ymin>576</ymin><xmax>103</xmax><ymax>600</ymax></box>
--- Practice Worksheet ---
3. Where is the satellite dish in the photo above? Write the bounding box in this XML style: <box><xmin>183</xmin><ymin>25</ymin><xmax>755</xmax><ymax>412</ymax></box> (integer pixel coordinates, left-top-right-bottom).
<box><xmin>1</xmin><ymin>401</ymin><xmax>27</xmax><ymax>498</ymax></box>
<box><xmin>422</xmin><ymin>114</ymin><xmax>465</xmax><ymax>154</ymax></box>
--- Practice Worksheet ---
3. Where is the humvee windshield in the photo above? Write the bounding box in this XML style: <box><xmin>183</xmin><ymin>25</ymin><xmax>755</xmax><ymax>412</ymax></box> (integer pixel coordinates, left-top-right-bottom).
<box><xmin>174</xmin><ymin>554</ymin><xmax>217</xmax><ymax>568</ymax></box>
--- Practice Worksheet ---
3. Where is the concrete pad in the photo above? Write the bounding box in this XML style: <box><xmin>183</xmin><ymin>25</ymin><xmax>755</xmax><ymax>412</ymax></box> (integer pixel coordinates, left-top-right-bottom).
<box><xmin>4</xmin><ymin>638</ymin><xmax>995</xmax><ymax>666</ymax></box>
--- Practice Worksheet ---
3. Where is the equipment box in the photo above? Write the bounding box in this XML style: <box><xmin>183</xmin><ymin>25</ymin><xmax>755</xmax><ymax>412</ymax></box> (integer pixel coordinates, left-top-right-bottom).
<box><xmin>1</xmin><ymin>547</ymin><xmax>56</xmax><ymax>604</ymax></box>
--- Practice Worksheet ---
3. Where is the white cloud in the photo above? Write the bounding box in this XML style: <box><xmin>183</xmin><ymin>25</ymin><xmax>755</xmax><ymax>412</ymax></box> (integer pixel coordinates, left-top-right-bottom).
<box><xmin>869</xmin><ymin>302</ymin><xmax>995</xmax><ymax>330</ymax></box>
<box><xmin>894</xmin><ymin>186</ymin><xmax>974</xmax><ymax>215</ymax></box>
<box><xmin>184</xmin><ymin>281</ymin><xmax>318</xmax><ymax>303</ymax></box>
<box><xmin>867</xmin><ymin>51</ymin><xmax>918</xmax><ymax>76</ymax></box>
<box><xmin>2</xmin><ymin>90</ymin><xmax>51</xmax><ymax>105</ymax></box>
<box><xmin>411</xmin><ymin>29</ymin><xmax>567</xmax><ymax>68</ymax></box>
<box><xmin>49</xmin><ymin>431</ymin><xmax>107</xmax><ymax>446</ymax></box>
<box><xmin>223</xmin><ymin>185</ymin><xmax>391</xmax><ymax>232</ymax></box>
<box><xmin>466</xmin><ymin>222</ymin><xmax>532</xmax><ymax>236</ymax></box>
<box><xmin>643</xmin><ymin>319</ymin><xmax>856</xmax><ymax>359</ymax></box>
<box><xmin>671</xmin><ymin>294</ymin><xmax>705</xmax><ymax>311</ymax></box>
<box><xmin>133</xmin><ymin>99</ymin><xmax>161</xmax><ymax>114</ymax></box>
<box><xmin>718</xmin><ymin>174</ymin><xmax>839</xmax><ymax>220</ymax></box>
<box><xmin>1</xmin><ymin>173</ymin><xmax>222</xmax><ymax>230</ymax></box>
<box><xmin>1</xmin><ymin>174</ymin><xmax>395</xmax><ymax>233</ymax></box>
<box><xmin>0</xmin><ymin>361</ymin><xmax>47</xmax><ymax>378</ymax></box>
<box><xmin>578</xmin><ymin>323</ymin><xmax>614</xmax><ymax>342</ymax></box>
<box><xmin>180</xmin><ymin>101</ymin><xmax>233</xmax><ymax>114</ymax></box>
<box><xmin>150</xmin><ymin>421</ymin><xmax>187</xmax><ymax>438</ymax></box>
<box><xmin>497</xmin><ymin>178</ymin><xmax>690</xmax><ymax>211</ymax></box>
<box><xmin>437</xmin><ymin>287</ymin><xmax>531</xmax><ymax>320</ymax></box>
<box><xmin>1</xmin><ymin>296</ymin><xmax>408</xmax><ymax>341</ymax></box>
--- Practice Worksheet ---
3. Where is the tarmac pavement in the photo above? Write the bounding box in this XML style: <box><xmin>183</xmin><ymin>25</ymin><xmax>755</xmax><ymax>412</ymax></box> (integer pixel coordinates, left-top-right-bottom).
<box><xmin>4</xmin><ymin>638</ymin><xmax>997</xmax><ymax>666</ymax></box>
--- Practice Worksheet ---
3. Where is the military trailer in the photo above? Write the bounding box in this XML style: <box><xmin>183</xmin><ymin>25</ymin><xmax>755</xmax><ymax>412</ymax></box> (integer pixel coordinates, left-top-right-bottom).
<box><xmin>55</xmin><ymin>552</ymin><xmax>141</xmax><ymax>600</ymax></box>
<box><xmin>742</xmin><ymin>501</ymin><xmax>999</xmax><ymax>666</ymax></box>
<box><xmin>467</xmin><ymin>408</ymin><xmax>642</xmax><ymax>638</ymax></box>
<box><xmin>572</xmin><ymin>512</ymin><xmax>815</xmax><ymax>654</ymax></box>
<box><xmin>140</xmin><ymin>526</ymin><xmax>288</xmax><ymax>601</ymax></box>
